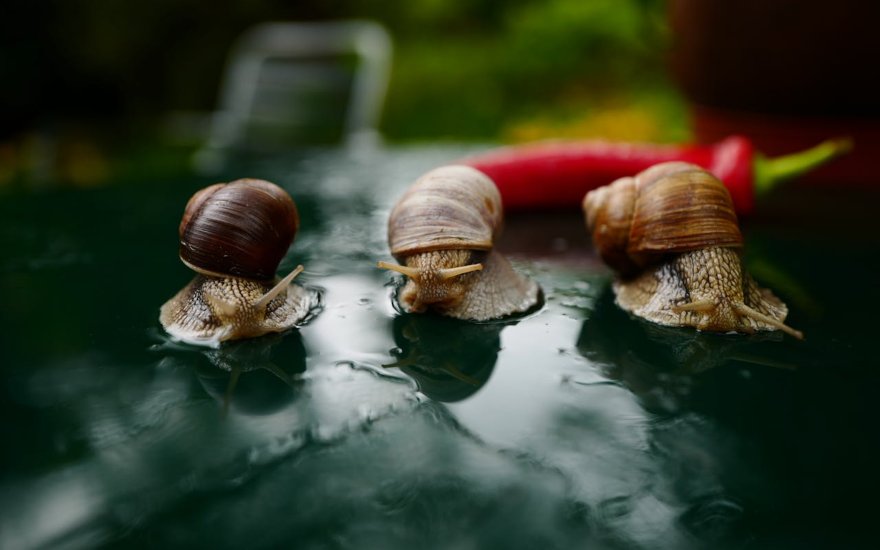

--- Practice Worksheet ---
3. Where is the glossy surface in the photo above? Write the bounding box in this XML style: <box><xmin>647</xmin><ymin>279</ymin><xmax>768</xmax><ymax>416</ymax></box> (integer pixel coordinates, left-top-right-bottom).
<box><xmin>1</xmin><ymin>148</ymin><xmax>878</xmax><ymax>549</ymax></box>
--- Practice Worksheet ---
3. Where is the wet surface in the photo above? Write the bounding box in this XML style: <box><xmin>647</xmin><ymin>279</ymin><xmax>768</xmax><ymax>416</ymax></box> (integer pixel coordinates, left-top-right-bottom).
<box><xmin>1</xmin><ymin>147</ymin><xmax>879</xmax><ymax>549</ymax></box>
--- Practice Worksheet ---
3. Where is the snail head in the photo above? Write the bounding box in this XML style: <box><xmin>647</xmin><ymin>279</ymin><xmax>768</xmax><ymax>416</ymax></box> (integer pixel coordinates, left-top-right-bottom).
<box><xmin>201</xmin><ymin>265</ymin><xmax>304</xmax><ymax>335</ymax></box>
<box><xmin>378</xmin><ymin>250</ymin><xmax>484</xmax><ymax>313</ymax></box>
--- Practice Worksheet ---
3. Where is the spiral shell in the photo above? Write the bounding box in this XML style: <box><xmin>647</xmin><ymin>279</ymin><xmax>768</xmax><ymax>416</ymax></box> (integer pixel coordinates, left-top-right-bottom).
<box><xmin>179</xmin><ymin>178</ymin><xmax>299</xmax><ymax>281</ymax></box>
<box><xmin>388</xmin><ymin>165</ymin><xmax>503</xmax><ymax>260</ymax></box>
<box><xmin>583</xmin><ymin>162</ymin><xmax>742</xmax><ymax>276</ymax></box>
<box><xmin>380</xmin><ymin>165</ymin><xmax>540</xmax><ymax>321</ymax></box>
<box><xmin>582</xmin><ymin>162</ymin><xmax>802</xmax><ymax>339</ymax></box>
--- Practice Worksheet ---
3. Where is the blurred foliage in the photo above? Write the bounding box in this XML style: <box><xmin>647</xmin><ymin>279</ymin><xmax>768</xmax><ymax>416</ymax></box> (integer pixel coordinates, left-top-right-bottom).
<box><xmin>1</xmin><ymin>0</ymin><xmax>687</xmax><ymax>187</ymax></box>
<box><xmin>377</xmin><ymin>0</ymin><xmax>685</xmax><ymax>141</ymax></box>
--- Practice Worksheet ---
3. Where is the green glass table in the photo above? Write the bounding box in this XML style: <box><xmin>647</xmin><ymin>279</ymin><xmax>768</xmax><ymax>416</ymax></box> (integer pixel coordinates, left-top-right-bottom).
<box><xmin>1</xmin><ymin>147</ymin><xmax>878</xmax><ymax>549</ymax></box>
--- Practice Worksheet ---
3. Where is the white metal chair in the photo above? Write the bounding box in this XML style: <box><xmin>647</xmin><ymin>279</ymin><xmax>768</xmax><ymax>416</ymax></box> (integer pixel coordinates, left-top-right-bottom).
<box><xmin>194</xmin><ymin>20</ymin><xmax>392</xmax><ymax>172</ymax></box>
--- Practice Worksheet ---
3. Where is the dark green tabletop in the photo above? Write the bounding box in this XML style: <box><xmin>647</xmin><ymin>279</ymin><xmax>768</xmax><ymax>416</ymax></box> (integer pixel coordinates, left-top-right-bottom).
<box><xmin>1</xmin><ymin>147</ymin><xmax>878</xmax><ymax>549</ymax></box>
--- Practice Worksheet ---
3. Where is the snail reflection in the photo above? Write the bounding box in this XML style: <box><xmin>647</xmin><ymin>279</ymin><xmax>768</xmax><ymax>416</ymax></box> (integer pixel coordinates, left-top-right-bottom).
<box><xmin>189</xmin><ymin>331</ymin><xmax>307</xmax><ymax>415</ymax></box>
<box><xmin>385</xmin><ymin>313</ymin><xmax>505</xmax><ymax>402</ymax></box>
<box><xmin>578</xmin><ymin>287</ymin><xmax>792</xmax><ymax>413</ymax></box>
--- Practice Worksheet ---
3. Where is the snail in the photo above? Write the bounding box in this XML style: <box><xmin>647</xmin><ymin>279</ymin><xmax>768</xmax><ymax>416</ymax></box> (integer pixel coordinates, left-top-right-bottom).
<box><xmin>159</xmin><ymin>178</ymin><xmax>317</xmax><ymax>346</ymax></box>
<box><xmin>377</xmin><ymin>165</ymin><xmax>541</xmax><ymax>321</ymax></box>
<box><xmin>582</xmin><ymin>161</ymin><xmax>803</xmax><ymax>339</ymax></box>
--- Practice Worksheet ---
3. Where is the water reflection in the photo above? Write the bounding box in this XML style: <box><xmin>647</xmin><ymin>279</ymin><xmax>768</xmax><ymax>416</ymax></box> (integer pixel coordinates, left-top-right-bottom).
<box><xmin>4</xmin><ymin>147</ymin><xmax>878</xmax><ymax>549</ymax></box>
<box><xmin>385</xmin><ymin>313</ymin><xmax>504</xmax><ymax>402</ymax></box>
<box><xmin>193</xmin><ymin>332</ymin><xmax>308</xmax><ymax>415</ymax></box>
<box><xmin>577</xmin><ymin>288</ymin><xmax>791</xmax><ymax>414</ymax></box>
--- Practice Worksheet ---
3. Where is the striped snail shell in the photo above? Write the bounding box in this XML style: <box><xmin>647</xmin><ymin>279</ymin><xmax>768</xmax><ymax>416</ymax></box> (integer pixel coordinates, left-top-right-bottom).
<box><xmin>387</xmin><ymin>165</ymin><xmax>503</xmax><ymax>259</ymax></box>
<box><xmin>379</xmin><ymin>165</ymin><xmax>541</xmax><ymax>321</ymax></box>
<box><xmin>583</xmin><ymin>162</ymin><xmax>803</xmax><ymax>339</ymax></box>
<box><xmin>160</xmin><ymin>178</ymin><xmax>317</xmax><ymax>346</ymax></box>
<box><xmin>179</xmin><ymin>178</ymin><xmax>299</xmax><ymax>280</ymax></box>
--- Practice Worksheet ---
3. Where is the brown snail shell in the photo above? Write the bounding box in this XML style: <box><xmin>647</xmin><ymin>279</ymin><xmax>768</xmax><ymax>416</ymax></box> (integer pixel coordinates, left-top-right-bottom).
<box><xmin>179</xmin><ymin>178</ymin><xmax>299</xmax><ymax>280</ymax></box>
<box><xmin>583</xmin><ymin>162</ymin><xmax>803</xmax><ymax>339</ymax></box>
<box><xmin>160</xmin><ymin>178</ymin><xmax>317</xmax><ymax>346</ymax></box>
<box><xmin>379</xmin><ymin>165</ymin><xmax>540</xmax><ymax>321</ymax></box>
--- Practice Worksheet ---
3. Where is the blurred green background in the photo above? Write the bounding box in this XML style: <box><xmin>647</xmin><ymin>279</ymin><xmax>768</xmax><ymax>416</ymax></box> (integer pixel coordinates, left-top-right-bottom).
<box><xmin>0</xmin><ymin>0</ymin><xmax>685</xmax><ymax>188</ymax></box>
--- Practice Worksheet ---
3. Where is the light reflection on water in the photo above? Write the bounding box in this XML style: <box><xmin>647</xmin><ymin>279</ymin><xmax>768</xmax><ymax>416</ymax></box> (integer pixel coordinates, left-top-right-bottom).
<box><xmin>0</xmin><ymin>270</ymin><xmax>736</xmax><ymax>549</ymax></box>
<box><xmin>1</xmin><ymin>148</ymin><xmax>878</xmax><ymax>549</ymax></box>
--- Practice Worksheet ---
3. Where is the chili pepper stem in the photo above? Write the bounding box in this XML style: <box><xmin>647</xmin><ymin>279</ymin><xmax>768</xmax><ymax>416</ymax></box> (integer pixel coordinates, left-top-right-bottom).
<box><xmin>752</xmin><ymin>137</ymin><xmax>853</xmax><ymax>196</ymax></box>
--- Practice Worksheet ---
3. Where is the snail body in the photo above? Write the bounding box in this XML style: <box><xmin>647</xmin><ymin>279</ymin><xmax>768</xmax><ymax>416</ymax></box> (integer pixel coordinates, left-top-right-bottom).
<box><xmin>583</xmin><ymin>162</ymin><xmax>802</xmax><ymax>339</ymax></box>
<box><xmin>379</xmin><ymin>165</ymin><xmax>540</xmax><ymax>321</ymax></box>
<box><xmin>160</xmin><ymin>178</ymin><xmax>317</xmax><ymax>346</ymax></box>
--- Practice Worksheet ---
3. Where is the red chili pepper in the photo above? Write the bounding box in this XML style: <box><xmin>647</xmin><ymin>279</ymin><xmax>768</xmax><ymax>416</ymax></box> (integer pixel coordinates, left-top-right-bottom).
<box><xmin>462</xmin><ymin>135</ymin><xmax>851</xmax><ymax>215</ymax></box>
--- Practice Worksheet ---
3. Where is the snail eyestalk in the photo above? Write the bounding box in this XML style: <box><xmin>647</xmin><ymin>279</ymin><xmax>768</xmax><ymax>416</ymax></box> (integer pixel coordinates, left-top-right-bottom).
<box><xmin>254</xmin><ymin>265</ymin><xmax>304</xmax><ymax>310</ymax></box>
<box><xmin>672</xmin><ymin>300</ymin><xmax>716</xmax><ymax>313</ymax></box>
<box><xmin>733</xmin><ymin>303</ymin><xmax>804</xmax><ymax>340</ymax></box>
<box><xmin>377</xmin><ymin>261</ymin><xmax>421</xmax><ymax>280</ymax></box>
<box><xmin>438</xmin><ymin>263</ymin><xmax>483</xmax><ymax>280</ymax></box>
<box><xmin>377</xmin><ymin>261</ymin><xmax>483</xmax><ymax>281</ymax></box>
<box><xmin>204</xmin><ymin>292</ymin><xmax>238</xmax><ymax>318</ymax></box>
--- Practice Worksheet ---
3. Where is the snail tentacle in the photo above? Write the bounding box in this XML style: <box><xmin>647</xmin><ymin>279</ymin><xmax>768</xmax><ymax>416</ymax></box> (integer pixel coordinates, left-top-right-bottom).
<box><xmin>254</xmin><ymin>265</ymin><xmax>303</xmax><ymax>310</ymax></box>
<box><xmin>377</xmin><ymin>261</ymin><xmax>484</xmax><ymax>282</ymax></box>
<box><xmin>377</xmin><ymin>261</ymin><xmax>421</xmax><ymax>280</ymax></box>
<box><xmin>438</xmin><ymin>263</ymin><xmax>483</xmax><ymax>280</ymax></box>
<box><xmin>203</xmin><ymin>289</ymin><xmax>239</xmax><ymax>319</ymax></box>
<box><xmin>733</xmin><ymin>302</ymin><xmax>804</xmax><ymax>340</ymax></box>
<box><xmin>671</xmin><ymin>300</ymin><xmax>715</xmax><ymax>313</ymax></box>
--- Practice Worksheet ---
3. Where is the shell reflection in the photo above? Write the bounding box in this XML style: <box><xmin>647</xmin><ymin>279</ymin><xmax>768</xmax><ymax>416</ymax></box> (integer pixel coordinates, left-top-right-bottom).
<box><xmin>385</xmin><ymin>313</ymin><xmax>506</xmax><ymax>402</ymax></box>
<box><xmin>578</xmin><ymin>287</ymin><xmax>792</xmax><ymax>414</ymax></box>
<box><xmin>193</xmin><ymin>332</ymin><xmax>307</xmax><ymax>415</ymax></box>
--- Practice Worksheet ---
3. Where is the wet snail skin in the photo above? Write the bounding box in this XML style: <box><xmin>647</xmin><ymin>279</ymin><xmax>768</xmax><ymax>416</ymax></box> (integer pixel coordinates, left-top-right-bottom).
<box><xmin>582</xmin><ymin>161</ymin><xmax>803</xmax><ymax>339</ymax></box>
<box><xmin>378</xmin><ymin>165</ymin><xmax>541</xmax><ymax>321</ymax></box>
<box><xmin>160</xmin><ymin>163</ymin><xmax>800</xmax><ymax>348</ymax></box>
<box><xmin>160</xmin><ymin>179</ymin><xmax>318</xmax><ymax>347</ymax></box>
